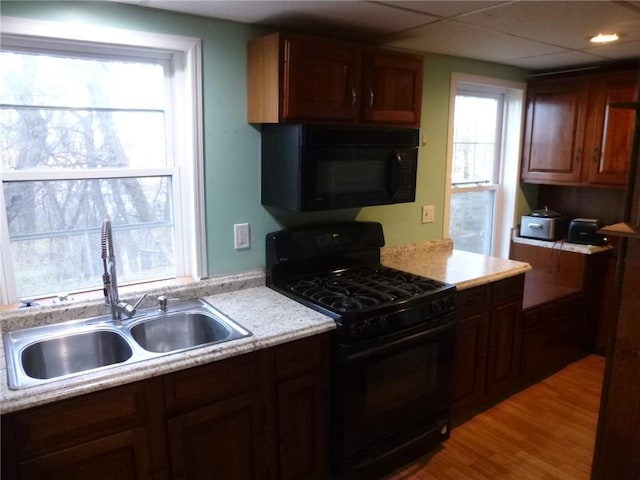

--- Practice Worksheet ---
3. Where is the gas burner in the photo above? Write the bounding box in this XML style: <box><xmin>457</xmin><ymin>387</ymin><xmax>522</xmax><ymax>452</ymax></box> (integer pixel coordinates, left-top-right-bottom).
<box><xmin>286</xmin><ymin>265</ymin><xmax>448</xmax><ymax>313</ymax></box>
<box><xmin>289</xmin><ymin>275</ymin><xmax>395</xmax><ymax>312</ymax></box>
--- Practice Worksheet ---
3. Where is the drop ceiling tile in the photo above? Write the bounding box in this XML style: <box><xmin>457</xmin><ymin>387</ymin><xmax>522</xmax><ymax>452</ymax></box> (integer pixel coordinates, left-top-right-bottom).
<box><xmin>455</xmin><ymin>1</ymin><xmax>640</xmax><ymax>50</ymax></box>
<box><xmin>385</xmin><ymin>20</ymin><xmax>566</xmax><ymax>63</ymax></box>
<box><xmin>583</xmin><ymin>39</ymin><xmax>640</xmax><ymax>61</ymax></box>
<box><xmin>256</xmin><ymin>1</ymin><xmax>439</xmax><ymax>37</ymax></box>
<box><xmin>131</xmin><ymin>1</ymin><xmax>439</xmax><ymax>38</ymax></box>
<box><xmin>504</xmin><ymin>50</ymin><xmax>609</xmax><ymax>71</ymax></box>
<box><xmin>376</xmin><ymin>1</ymin><xmax>505</xmax><ymax>18</ymax></box>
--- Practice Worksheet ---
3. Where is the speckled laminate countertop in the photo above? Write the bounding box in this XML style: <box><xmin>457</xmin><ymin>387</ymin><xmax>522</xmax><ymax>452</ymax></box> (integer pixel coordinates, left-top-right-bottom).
<box><xmin>1</xmin><ymin>281</ymin><xmax>335</xmax><ymax>413</ymax></box>
<box><xmin>1</xmin><ymin>242</ymin><xmax>530</xmax><ymax>413</ymax></box>
<box><xmin>511</xmin><ymin>231</ymin><xmax>613</xmax><ymax>255</ymax></box>
<box><xmin>382</xmin><ymin>240</ymin><xmax>531</xmax><ymax>290</ymax></box>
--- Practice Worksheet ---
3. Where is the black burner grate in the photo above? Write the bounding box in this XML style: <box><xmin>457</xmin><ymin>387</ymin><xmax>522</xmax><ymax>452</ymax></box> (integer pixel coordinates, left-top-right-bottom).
<box><xmin>287</xmin><ymin>265</ymin><xmax>446</xmax><ymax>312</ymax></box>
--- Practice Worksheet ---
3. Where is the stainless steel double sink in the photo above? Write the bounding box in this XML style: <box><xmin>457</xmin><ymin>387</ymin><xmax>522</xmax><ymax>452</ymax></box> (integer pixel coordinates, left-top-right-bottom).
<box><xmin>4</xmin><ymin>299</ymin><xmax>252</xmax><ymax>389</ymax></box>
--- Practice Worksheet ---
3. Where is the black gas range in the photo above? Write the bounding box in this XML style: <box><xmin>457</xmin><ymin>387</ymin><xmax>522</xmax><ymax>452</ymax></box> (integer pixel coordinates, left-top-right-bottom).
<box><xmin>266</xmin><ymin>222</ymin><xmax>457</xmax><ymax>479</ymax></box>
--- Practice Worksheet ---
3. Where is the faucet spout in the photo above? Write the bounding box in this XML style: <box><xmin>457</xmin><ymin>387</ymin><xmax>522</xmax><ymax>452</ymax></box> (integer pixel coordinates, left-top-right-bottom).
<box><xmin>101</xmin><ymin>219</ymin><xmax>144</xmax><ymax>321</ymax></box>
<box><xmin>101</xmin><ymin>219</ymin><xmax>119</xmax><ymax>320</ymax></box>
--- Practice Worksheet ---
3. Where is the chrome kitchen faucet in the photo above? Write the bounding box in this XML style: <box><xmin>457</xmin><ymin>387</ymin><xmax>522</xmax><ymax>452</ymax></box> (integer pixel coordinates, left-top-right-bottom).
<box><xmin>101</xmin><ymin>219</ymin><xmax>146</xmax><ymax>321</ymax></box>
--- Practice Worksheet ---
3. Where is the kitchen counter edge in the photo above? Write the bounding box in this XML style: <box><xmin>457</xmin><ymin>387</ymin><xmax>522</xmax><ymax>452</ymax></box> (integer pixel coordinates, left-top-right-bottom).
<box><xmin>1</xmin><ymin>274</ymin><xmax>335</xmax><ymax>414</ymax></box>
<box><xmin>2</xmin><ymin>245</ymin><xmax>531</xmax><ymax>413</ymax></box>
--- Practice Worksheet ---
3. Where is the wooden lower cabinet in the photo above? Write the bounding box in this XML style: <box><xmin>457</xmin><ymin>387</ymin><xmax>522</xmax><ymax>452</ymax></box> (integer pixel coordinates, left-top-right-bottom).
<box><xmin>451</xmin><ymin>285</ymin><xmax>488</xmax><ymax>416</ymax></box>
<box><xmin>2</xmin><ymin>378</ymin><xmax>166</xmax><ymax>480</ymax></box>
<box><xmin>17</xmin><ymin>428</ymin><xmax>154</xmax><ymax>480</ymax></box>
<box><xmin>274</xmin><ymin>335</ymin><xmax>330</xmax><ymax>480</ymax></box>
<box><xmin>510</xmin><ymin>239</ymin><xmax>611</xmax><ymax>353</ymax></box>
<box><xmin>167</xmin><ymin>391</ymin><xmax>268</xmax><ymax>480</ymax></box>
<box><xmin>452</xmin><ymin>274</ymin><xmax>524</xmax><ymax>422</ymax></box>
<box><xmin>1</xmin><ymin>333</ymin><xmax>331</xmax><ymax>480</ymax></box>
<box><xmin>485</xmin><ymin>299</ymin><xmax>522</xmax><ymax>398</ymax></box>
<box><xmin>520</xmin><ymin>293</ymin><xmax>585</xmax><ymax>382</ymax></box>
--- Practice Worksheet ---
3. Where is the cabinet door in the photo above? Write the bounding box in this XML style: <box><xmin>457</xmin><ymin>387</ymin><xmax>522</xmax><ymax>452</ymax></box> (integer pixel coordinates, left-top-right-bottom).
<box><xmin>584</xmin><ymin>70</ymin><xmax>638</xmax><ymax>186</ymax></box>
<box><xmin>521</xmin><ymin>78</ymin><xmax>589</xmax><ymax>184</ymax></box>
<box><xmin>555</xmin><ymin>294</ymin><xmax>585</xmax><ymax>365</ymax></box>
<box><xmin>452</xmin><ymin>311</ymin><xmax>487</xmax><ymax>416</ymax></box>
<box><xmin>167</xmin><ymin>391</ymin><xmax>271</xmax><ymax>480</ymax></box>
<box><xmin>451</xmin><ymin>286</ymin><xmax>488</xmax><ymax>420</ymax></box>
<box><xmin>361</xmin><ymin>51</ymin><xmax>423</xmax><ymax>126</ymax></box>
<box><xmin>276</xmin><ymin>372</ymin><xmax>329</xmax><ymax>480</ymax></box>
<box><xmin>18</xmin><ymin>429</ymin><xmax>153</xmax><ymax>480</ymax></box>
<box><xmin>3</xmin><ymin>379</ymin><xmax>167</xmax><ymax>480</ymax></box>
<box><xmin>485</xmin><ymin>300</ymin><xmax>521</xmax><ymax>397</ymax></box>
<box><xmin>274</xmin><ymin>334</ymin><xmax>330</xmax><ymax>480</ymax></box>
<box><xmin>521</xmin><ymin>305</ymin><xmax>558</xmax><ymax>381</ymax></box>
<box><xmin>282</xmin><ymin>36</ymin><xmax>360</xmax><ymax>122</ymax></box>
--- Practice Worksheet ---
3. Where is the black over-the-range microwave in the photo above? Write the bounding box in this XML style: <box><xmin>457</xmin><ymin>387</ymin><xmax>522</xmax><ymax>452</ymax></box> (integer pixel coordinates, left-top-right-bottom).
<box><xmin>260</xmin><ymin>124</ymin><xmax>419</xmax><ymax>211</ymax></box>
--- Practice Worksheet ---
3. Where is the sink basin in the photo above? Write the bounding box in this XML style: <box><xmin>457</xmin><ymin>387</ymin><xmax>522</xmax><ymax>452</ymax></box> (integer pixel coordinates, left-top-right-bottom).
<box><xmin>130</xmin><ymin>311</ymin><xmax>247</xmax><ymax>353</ymax></box>
<box><xmin>4</xmin><ymin>298</ymin><xmax>252</xmax><ymax>389</ymax></box>
<box><xmin>21</xmin><ymin>330</ymin><xmax>132</xmax><ymax>380</ymax></box>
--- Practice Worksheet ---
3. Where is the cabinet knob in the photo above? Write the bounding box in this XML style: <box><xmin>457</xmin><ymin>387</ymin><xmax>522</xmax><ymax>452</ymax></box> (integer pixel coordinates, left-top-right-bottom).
<box><xmin>351</xmin><ymin>87</ymin><xmax>357</xmax><ymax>107</ymax></box>
<box><xmin>369</xmin><ymin>88</ymin><xmax>374</xmax><ymax>108</ymax></box>
<box><xmin>575</xmin><ymin>147</ymin><xmax>582</xmax><ymax>164</ymax></box>
<box><xmin>592</xmin><ymin>146</ymin><xmax>600</xmax><ymax>164</ymax></box>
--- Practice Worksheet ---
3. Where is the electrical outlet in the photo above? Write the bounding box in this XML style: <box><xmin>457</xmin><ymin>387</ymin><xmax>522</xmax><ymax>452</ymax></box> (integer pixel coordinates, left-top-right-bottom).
<box><xmin>234</xmin><ymin>223</ymin><xmax>250</xmax><ymax>249</ymax></box>
<box><xmin>422</xmin><ymin>205</ymin><xmax>435</xmax><ymax>224</ymax></box>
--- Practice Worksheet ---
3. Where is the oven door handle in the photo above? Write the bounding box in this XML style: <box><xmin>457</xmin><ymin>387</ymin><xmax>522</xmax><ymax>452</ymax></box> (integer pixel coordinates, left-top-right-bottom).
<box><xmin>342</xmin><ymin>319</ymin><xmax>455</xmax><ymax>364</ymax></box>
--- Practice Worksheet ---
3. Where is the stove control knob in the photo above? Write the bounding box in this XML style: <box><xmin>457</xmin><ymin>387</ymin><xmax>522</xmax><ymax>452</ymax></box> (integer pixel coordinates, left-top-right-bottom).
<box><xmin>431</xmin><ymin>299</ymin><xmax>442</xmax><ymax>313</ymax></box>
<box><xmin>441</xmin><ymin>297</ymin><xmax>452</xmax><ymax>311</ymax></box>
<box><xmin>378</xmin><ymin>316</ymin><xmax>389</xmax><ymax>332</ymax></box>
<box><xmin>439</xmin><ymin>299</ymin><xmax>447</xmax><ymax>313</ymax></box>
<box><xmin>363</xmin><ymin>319</ymin><xmax>372</xmax><ymax>334</ymax></box>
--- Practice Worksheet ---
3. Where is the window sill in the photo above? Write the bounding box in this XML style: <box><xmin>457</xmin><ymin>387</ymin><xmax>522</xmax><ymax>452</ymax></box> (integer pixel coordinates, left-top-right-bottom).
<box><xmin>0</xmin><ymin>271</ymin><xmax>264</xmax><ymax>315</ymax></box>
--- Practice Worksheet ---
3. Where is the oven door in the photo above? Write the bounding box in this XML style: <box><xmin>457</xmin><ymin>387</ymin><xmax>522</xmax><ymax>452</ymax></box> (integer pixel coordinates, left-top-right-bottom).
<box><xmin>335</xmin><ymin>316</ymin><xmax>455</xmax><ymax>460</ymax></box>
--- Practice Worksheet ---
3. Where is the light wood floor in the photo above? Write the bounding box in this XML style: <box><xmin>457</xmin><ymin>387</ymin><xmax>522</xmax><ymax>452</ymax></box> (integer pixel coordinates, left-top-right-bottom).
<box><xmin>385</xmin><ymin>354</ymin><xmax>605</xmax><ymax>480</ymax></box>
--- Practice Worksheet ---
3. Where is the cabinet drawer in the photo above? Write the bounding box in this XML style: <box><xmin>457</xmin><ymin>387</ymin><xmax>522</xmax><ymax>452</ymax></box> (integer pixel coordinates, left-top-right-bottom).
<box><xmin>274</xmin><ymin>333</ymin><xmax>330</xmax><ymax>380</ymax></box>
<box><xmin>491</xmin><ymin>275</ymin><xmax>525</xmax><ymax>306</ymax></box>
<box><xmin>456</xmin><ymin>286</ymin><xmax>488</xmax><ymax>318</ymax></box>
<box><xmin>522</xmin><ymin>293</ymin><xmax>582</xmax><ymax>328</ymax></box>
<box><xmin>164</xmin><ymin>351</ymin><xmax>267</xmax><ymax>414</ymax></box>
<box><xmin>522</xmin><ymin>303</ymin><xmax>556</xmax><ymax>328</ymax></box>
<box><xmin>18</xmin><ymin>428</ymin><xmax>153</xmax><ymax>480</ymax></box>
<box><xmin>556</xmin><ymin>293</ymin><xmax>582</xmax><ymax>316</ymax></box>
<box><xmin>8</xmin><ymin>379</ymin><xmax>160</xmax><ymax>461</ymax></box>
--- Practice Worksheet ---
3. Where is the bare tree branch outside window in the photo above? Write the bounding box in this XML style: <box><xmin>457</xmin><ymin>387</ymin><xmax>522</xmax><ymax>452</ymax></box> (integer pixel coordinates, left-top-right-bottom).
<box><xmin>0</xmin><ymin>51</ymin><xmax>176</xmax><ymax>298</ymax></box>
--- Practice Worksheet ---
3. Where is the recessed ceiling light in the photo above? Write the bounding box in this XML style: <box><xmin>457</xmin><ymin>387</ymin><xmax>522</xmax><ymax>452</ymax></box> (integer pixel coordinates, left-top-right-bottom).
<box><xmin>590</xmin><ymin>33</ymin><xmax>620</xmax><ymax>43</ymax></box>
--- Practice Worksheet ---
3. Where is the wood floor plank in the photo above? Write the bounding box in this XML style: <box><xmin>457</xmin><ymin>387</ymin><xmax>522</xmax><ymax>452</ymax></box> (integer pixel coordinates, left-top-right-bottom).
<box><xmin>385</xmin><ymin>355</ymin><xmax>605</xmax><ymax>480</ymax></box>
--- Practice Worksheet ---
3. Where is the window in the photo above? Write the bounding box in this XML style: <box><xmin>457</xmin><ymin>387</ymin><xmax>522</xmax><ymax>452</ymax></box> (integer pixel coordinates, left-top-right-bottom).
<box><xmin>445</xmin><ymin>74</ymin><xmax>525</xmax><ymax>258</ymax></box>
<box><xmin>0</xmin><ymin>18</ymin><xmax>204</xmax><ymax>304</ymax></box>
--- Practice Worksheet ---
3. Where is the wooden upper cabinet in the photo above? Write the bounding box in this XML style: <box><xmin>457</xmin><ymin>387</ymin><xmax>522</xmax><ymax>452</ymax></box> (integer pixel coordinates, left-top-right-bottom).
<box><xmin>521</xmin><ymin>67</ymin><xmax>638</xmax><ymax>188</ymax></box>
<box><xmin>361</xmin><ymin>51</ymin><xmax>423</xmax><ymax>126</ymax></box>
<box><xmin>584</xmin><ymin>70</ymin><xmax>637</xmax><ymax>186</ymax></box>
<box><xmin>521</xmin><ymin>77</ymin><xmax>589</xmax><ymax>184</ymax></box>
<box><xmin>282</xmin><ymin>36</ymin><xmax>360</xmax><ymax>123</ymax></box>
<box><xmin>247</xmin><ymin>32</ymin><xmax>423</xmax><ymax>126</ymax></box>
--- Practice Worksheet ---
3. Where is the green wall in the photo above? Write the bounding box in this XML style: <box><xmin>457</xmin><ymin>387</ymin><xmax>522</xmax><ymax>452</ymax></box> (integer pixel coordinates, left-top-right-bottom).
<box><xmin>2</xmin><ymin>1</ymin><xmax>532</xmax><ymax>276</ymax></box>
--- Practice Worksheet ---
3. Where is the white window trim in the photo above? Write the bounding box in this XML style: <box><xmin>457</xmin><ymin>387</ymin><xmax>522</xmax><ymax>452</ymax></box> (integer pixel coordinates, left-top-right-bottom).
<box><xmin>444</xmin><ymin>73</ymin><xmax>526</xmax><ymax>258</ymax></box>
<box><xmin>0</xmin><ymin>17</ymin><xmax>206</xmax><ymax>304</ymax></box>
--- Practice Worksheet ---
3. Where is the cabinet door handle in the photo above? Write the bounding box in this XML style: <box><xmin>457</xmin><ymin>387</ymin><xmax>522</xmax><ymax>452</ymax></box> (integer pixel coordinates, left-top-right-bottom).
<box><xmin>369</xmin><ymin>88</ymin><xmax>374</xmax><ymax>108</ymax></box>
<box><xmin>575</xmin><ymin>147</ymin><xmax>582</xmax><ymax>164</ymax></box>
<box><xmin>592</xmin><ymin>146</ymin><xmax>600</xmax><ymax>164</ymax></box>
<box><xmin>351</xmin><ymin>87</ymin><xmax>357</xmax><ymax>107</ymax></box>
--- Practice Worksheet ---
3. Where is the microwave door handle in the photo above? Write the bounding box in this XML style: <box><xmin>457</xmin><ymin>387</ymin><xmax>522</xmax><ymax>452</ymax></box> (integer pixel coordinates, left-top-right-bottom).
<box><xmin>387</xmin><ymin>151</ymin><xmax>401</xmax><ymax>197</ymax></box>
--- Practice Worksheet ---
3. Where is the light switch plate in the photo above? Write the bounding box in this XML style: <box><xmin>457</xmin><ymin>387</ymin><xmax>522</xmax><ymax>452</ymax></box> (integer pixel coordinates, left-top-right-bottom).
<box><xmin>234</xmin><ymin>223</ymin><xmax>250</xmax><ymax>249</ymax></box>
<box><xmin>422</xmin><ymin>205</ymin><xmax>435</xmax><ymax>224</ymax></box>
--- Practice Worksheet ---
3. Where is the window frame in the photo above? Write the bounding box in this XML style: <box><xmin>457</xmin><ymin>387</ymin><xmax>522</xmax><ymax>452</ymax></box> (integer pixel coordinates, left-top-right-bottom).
<box><xmin>0</xmin><ymin>16</ymin><xmax>205</xmax><ymax>305</ymax></box>
<box><xmin>444</xmin><ymin>73</ymin><xmax>526</xmax><ymax>258</ymax></box>
<box><xmin>449</xmin><ymin>90</ymin><xmax>504</xmax><ymax>256</ymax></box>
